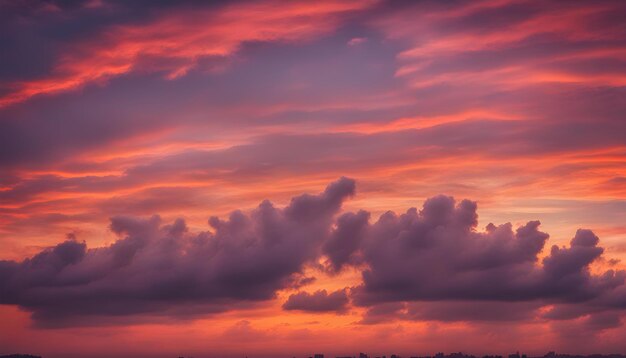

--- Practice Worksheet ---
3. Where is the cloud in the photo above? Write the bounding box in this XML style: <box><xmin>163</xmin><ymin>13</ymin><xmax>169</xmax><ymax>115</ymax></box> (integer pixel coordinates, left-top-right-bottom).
<box><xmin>360</xmin><ymin>300</ymin><xmax>543</xmax><ymax>324</ymax></box>
<box><xmin>347</xmin><ymin>37</ymin><xmax>368</xmax><ymax>46</ymax></box>
<box><xmin>0</xmin><ymin>177</ymin><xmax>355</xmax><ymax>327</ymax></box>
<box><xmin>222</xmin><ymin>320</ymin><xmax>269</xmax><ymax>341</ymax></box>
<box><xmin>322</xmin><ymin>210</ymin><xmax>370</xmax><ymax>273</ymax></box>
<box><xmin>350</xmin><ymin>195</ymin><xmax>625</xmax><ymax>307</ymax></box>
<box><xmin>1</xmin><ymin>178</ymin><xmax>625</xmax><ymax>329</ymax></box>
<box><xmin>376</xmin><ymin>0</ymin><xmax>626</xmax><ymax>90</ymax></box>
<box><xmin>584</xmin><ymin>311</ymin><xmax>622</xmax><ymax>331</ymax></box>
<box><xmin>282</xmin><ymin>289</ymin><xmax>349</xmax><ymax>313</ymax></box>
<box><xmin>0</xmin><ymin>0</ymin><xmax>375</xmax><ymax>107</ymax></box>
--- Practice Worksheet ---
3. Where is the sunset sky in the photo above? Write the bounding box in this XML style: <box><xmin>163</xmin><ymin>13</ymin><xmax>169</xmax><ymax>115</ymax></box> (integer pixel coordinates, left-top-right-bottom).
<box><xmin>1</xmin><ymin>0</ymin><xmax>626</xmax><ymax>357</ymax></box>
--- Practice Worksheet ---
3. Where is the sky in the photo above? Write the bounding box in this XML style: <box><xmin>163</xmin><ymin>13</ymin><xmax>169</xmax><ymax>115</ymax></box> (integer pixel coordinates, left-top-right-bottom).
<box><xmin>1</xmin><ymin>0</ymin><xmax>626</xmax><ymax>357</ymax></box>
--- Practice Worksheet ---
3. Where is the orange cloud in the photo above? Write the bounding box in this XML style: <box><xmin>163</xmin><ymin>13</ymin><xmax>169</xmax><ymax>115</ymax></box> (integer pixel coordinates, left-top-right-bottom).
<box><xmin>0</xmin><ymin>0</ymin><xmax>375</xmax><ymax>108</ymax></box>
<box><xmin>376</xmin><ymin>1</ymin><xmax>626</xmax><ymax>90</ymax></box>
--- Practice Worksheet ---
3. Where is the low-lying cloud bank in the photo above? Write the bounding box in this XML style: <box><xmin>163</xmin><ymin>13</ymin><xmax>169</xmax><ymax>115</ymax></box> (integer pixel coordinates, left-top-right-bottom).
<box><xmin>283</xmin><ymin>289</ymin><xmax>349</xmax><ymax>313</ymax></box>
<box><xmin>1</xmin><ymin>178</ymin><xmax>624</xmax><ymax>328</ymax></box>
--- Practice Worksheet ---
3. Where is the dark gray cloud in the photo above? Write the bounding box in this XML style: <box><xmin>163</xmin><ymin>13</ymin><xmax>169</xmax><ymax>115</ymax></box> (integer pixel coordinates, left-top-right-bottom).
<box><xmin>282</xmin><ymin>289</ymin><xmax>349</xmax><ymax>313</ymax></box>
<box><xmin>584</xmin><ymin>311</ymin><xmax>622</xmax><ymax>330</ymax></box>
<box><xmin>360</xmin><ymin>300</ymin><xmax>543</xmax><ymax>324</ymax></box>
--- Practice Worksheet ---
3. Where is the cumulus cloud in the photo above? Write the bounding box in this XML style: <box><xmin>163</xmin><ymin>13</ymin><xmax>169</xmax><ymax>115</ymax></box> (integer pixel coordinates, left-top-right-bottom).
<box><xmin>322</xmin><ymin>210</ymin><xmax>370</xmax><ymax>273</ymax></box>
<box><xmin>0</xmin><ymin>177</ymin><xmax>355</xmax><ymax>326</ymax></box>
<box><xmin>351</xmin><ymin>195</ymin><xmax>624</xmax><ymax>306</ymax></box>
<box><xmin>282</xmin><ymin>289</ymin><xmax>349</xmax><ymax>313</ymax></box>
<box><xmin>1</xmin><ymin>178</ymin><xmax>625</xmax><ymax>329</ymax></box>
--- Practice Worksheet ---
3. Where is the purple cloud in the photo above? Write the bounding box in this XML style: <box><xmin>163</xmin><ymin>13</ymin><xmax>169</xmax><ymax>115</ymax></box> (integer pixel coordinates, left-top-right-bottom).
<box><xmin>1</xmin><ymin>178</ymin><xmax>625</xmax><ymax>329</ymax></box>
<box><xmin>351</xmin><ymin>195</ymin><xmax>624</xmax><ymax>306</ymax></box>
<box><xmin>283</xmin><ymin>289</ymin><xmax>349</xmax><ymax>313</ymax></box>
<box><xmin>0</xmin><ymin>178</ymin><xmax>355</xmax><ymax>327</ymax></box>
